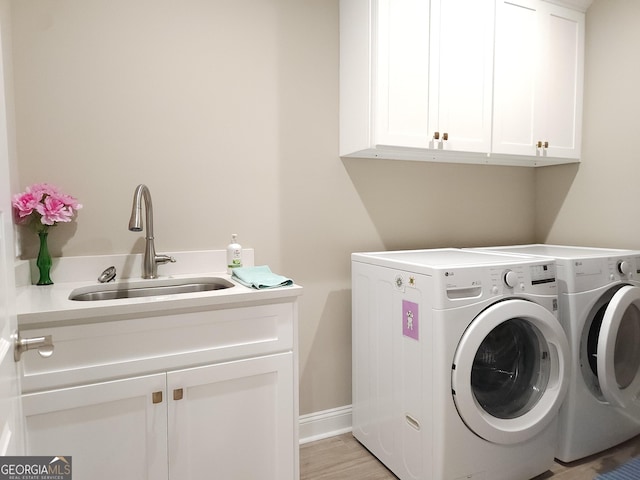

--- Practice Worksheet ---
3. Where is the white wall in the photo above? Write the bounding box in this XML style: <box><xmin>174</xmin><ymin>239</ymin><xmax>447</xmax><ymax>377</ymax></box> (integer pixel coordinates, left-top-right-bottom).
<box><xmin>9</xmin><ymin>0</ymin><xmax>537</xmax><ymax>415</ymax></box>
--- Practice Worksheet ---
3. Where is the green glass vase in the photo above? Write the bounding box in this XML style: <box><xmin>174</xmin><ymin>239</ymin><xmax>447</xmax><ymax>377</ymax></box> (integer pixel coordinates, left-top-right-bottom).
<box><xmin>36</xmin><ymin>231</ymin><xmax>53</xmax><ymax>285</ymax></box>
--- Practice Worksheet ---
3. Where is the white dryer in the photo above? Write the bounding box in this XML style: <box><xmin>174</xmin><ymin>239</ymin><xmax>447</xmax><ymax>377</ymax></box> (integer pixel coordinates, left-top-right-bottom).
<box><xmin>473</xmin><ymin>244</ymin><xmax>640</xmax><ymax>462</ymax></box>
<box><xmin>351</xmin><ymin>249</ymin><xmax>570</xmax><ymax>480</ymax></box>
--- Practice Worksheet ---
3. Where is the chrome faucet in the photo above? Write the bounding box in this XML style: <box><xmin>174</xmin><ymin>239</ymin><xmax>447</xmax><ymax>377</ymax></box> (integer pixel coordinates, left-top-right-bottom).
<box><xmin>128</xmin><ymin>184</ymin><xmax>175</xmax><ymax>279</ymax></box>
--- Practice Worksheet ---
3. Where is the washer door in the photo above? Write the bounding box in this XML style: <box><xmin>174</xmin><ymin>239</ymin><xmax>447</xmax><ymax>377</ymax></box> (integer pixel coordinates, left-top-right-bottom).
<box><xmin>596</xmin><ymin>285</ymin><xmax>640</xmax><ymax>412</ymax></box>
<box><xmin>451</xmin><ymin>299</ymin><xmax>570</xmax><ymax>445</ymax></box>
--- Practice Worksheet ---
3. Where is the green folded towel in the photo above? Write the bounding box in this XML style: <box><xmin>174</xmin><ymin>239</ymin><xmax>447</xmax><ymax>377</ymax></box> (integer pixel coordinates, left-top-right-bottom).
<box><xmin>231</xmin><ymin>265</ymin><xmax>294</xmax><ymax>289</ymax></box>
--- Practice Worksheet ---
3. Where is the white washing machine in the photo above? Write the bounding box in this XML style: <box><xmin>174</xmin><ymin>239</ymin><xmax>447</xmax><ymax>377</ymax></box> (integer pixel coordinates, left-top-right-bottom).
<box><xmin>473</xmin><ymin>244</ymin><xmax>640</xmax><ymax>462</ymax></box>
<box><xmin>352</xmin><ymin>249</ymin><xmax>570</xmax><ymax>480</ymax></box>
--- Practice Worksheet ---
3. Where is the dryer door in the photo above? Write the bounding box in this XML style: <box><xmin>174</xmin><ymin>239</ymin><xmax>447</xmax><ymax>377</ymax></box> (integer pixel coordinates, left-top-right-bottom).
<box><xmin>596</xmin><ymin>285</ymin><xmax>640</xmax><ymax>412</ymax></box>
<box><xmin>451</xmin><ymin>299</ymin><xmax>570</xmax><ymax>445</ymax></box>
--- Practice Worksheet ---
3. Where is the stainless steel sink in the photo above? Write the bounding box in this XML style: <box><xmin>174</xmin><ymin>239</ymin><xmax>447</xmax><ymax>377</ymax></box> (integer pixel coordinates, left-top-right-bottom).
<box><xmin>69</xmin><ymin>277</ymin><xmax>235</xmax><ymax>301</ymax></box>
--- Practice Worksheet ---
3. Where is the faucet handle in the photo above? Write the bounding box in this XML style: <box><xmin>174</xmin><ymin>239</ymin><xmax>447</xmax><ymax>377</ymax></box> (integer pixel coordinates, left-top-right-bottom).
<box><xmin>155</xmin><ymin>254</ymin><xmax>176</xmax><ymax>265</ymax></box>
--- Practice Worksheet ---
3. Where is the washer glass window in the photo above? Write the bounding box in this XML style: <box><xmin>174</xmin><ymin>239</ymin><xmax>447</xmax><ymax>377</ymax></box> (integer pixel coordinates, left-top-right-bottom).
<box><xmin>582</xmin><ymin>286</ymin><xmax>622</xmax><ymax>399</ymax></box>
<box><xmin>586</xmin><ymin>302</ymin><xmax>607</xmax><ymax>379</ymax></box>
<box><xmin>471</xmin><ymin>319</ymin><xmax>550</xmax><ymax>419</ymax></box>
<box><xmin>613</xmin><ymin>302</ymin><xmax>640</xmax><ymax>389</ymax></box>
<box><xmin>581</xmin><ymin>285</ymin><xmax>640</xmax><ymax>396</ymax></box>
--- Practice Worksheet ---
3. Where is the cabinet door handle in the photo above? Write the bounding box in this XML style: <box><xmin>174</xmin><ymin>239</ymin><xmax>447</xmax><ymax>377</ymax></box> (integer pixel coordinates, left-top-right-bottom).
<box><xmin>433</xmin><ymin>131</ymin><xmax>440</xmax><ymax>140</ymax></box>
<box><xmin>537</xmin><ymin>140</ymin><xmax>543</xmax><ymax>148</ymax></box>
<box><xmin>544</xmin><ymin>141</ymin><xmax>549</xmax><ymax>148</ymax></box>
<box><xmin>173</xmin><ymin>388</ymin><xmax>184</xmax><ymax>401</ymax></box>
<box><xmin>442</xmin><ymin>132</ymin><xmax>448</xmax><ymax>141</ymax></box>
<box><xmin>14</xmin><ymin>333</ymin><xmax>54</xmax><ymax>361</ymax></box>
<box><xmin>152</xmin><ymin>391</ymin><xmax>163</xmax><ymax>404</ymax></box>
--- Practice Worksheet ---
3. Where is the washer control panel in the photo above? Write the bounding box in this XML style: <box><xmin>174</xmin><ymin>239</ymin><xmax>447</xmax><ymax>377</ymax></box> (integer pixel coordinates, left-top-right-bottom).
<box><xmin>488</xmin><ymin>262</ymin><xmax>556</xmax><ymax>295</ymax></box>
<box><xmin>604</xmin><ymin>255</ymin><xmax>640</xmax><ymax>282</ymax></box>
<box><xmin>440</xmin><ymin>261</ymin><xmax>557</xmax><ymax>303</ymax></box>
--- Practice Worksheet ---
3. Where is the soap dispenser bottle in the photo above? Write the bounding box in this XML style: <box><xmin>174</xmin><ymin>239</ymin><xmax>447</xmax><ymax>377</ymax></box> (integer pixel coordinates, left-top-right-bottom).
<box><xmin>227</xmin><ymin>234</ymin><xmax>243</xmax><ymax>273</ymax></box>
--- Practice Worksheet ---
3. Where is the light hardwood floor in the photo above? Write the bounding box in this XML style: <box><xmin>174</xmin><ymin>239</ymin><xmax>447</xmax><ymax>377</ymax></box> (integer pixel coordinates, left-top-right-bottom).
<box><xmin>300</xmin><ymin>432</ymin><xmax>640</xmax><ymax>480</ymax></box>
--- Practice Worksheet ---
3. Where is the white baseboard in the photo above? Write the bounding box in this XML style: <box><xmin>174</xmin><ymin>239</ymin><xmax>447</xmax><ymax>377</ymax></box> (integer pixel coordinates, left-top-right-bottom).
<box><xmin>299</xmin><ymin>405</ymin><xmax>352</xmax><ymax>444</ymax></box>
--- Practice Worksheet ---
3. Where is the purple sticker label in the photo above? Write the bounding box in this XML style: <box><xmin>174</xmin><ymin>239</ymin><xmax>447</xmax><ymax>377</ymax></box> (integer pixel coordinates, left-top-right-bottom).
<box><xmin>402</xmin><ymin>299</ymin><xmax>419</xmax><ymax>341</ymax></box>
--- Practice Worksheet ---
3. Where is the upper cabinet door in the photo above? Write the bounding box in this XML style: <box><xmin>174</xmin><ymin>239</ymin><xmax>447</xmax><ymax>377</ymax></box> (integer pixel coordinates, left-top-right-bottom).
<box><xmin>493</xmin><ymin>0</ymin><xmax>584</xmax><ymax>159</ymax></box>
<box><xmin>537</xmin><ymin>4</ymin><xmax>584</xmax><ymax>158</ymax></box>
<box><xmin>374</xmin><ymin>0</ymin><xmax>431</xmax><ymax>148</ymax></box>
<box><xmin>492</xmin><ymin>0</ymin><xmax>538</xmax><ymax>157</ymax></box>
<box><xmin>375</xmin><ymin>0</ymin><xmax>494</xmax><ymax>152</ymax></box>
<box><xmin>428</xmin><ymin>0</ymin><xmax>495</xmax><ymax>153</ymax></box>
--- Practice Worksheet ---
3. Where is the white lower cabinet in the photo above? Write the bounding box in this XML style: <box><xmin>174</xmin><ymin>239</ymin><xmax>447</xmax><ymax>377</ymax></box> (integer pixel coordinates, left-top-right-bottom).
<box><xmin>23</xmin><ymin>353</ymin><xmax>293</xmax><ymax>480</ymax></box>
<box><xmin>23</xmin><ymin>373</ymin><xmax>169</xmax><ymax>480</ymax></box>
<box><xmin>168</xmin><ymin>353</ymin><xmax>294</xmax><ymax>479</ymax></box>
<box><xmin>19</xmin><ymin>301</ymin><xmax>299</xmax><ymax>480</ymax></box>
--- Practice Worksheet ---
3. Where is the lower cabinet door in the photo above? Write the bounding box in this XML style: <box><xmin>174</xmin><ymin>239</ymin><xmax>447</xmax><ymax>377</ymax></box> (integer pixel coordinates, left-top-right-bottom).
<box><xmin>167</xmin><ymin>352</ymin><xmax>295</xmax><ymax>480</ymax></box>
<box><xmin>22</xmin><ymin>373</ymin><xmax>168</xmax><ymax>480</ymax></box>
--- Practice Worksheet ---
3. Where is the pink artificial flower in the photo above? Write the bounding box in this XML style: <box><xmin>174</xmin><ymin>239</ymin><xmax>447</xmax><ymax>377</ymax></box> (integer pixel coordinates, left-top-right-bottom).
<box><xmin>29</xmin><ymin>183</ymin><xmax>60</xmax><ymax>198</ymax></box>
<box><xmin>12</xmin><ymin>191</ymin><xmax>40</xmax><ymax>219</ymax></box>
<box><xmin>12</xmin><ymin>183</ymin><xmax>81</xmax><ymax>231</ymax></box>
<box><xmin>36</xmin><ymin>196</ymin><xmax>74</xmax><ymax>225</ymax></box>
<box><xmin>55</xmin><ymin>193</ymin><xmax>82</xmax><ymax>212</ymax></box>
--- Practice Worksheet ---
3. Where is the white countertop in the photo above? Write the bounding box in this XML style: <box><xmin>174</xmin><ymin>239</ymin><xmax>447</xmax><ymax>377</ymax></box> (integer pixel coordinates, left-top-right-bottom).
<box><xmin>16</xmin><ymin>249</ymin><xmax>303</xmax><ymax>327</ymax></box>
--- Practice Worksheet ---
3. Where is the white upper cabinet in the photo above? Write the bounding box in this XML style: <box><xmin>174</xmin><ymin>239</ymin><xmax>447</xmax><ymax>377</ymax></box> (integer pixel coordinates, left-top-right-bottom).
<box><xmin>492</xmin><ymin>0</ymin><xmax>585</xmax><ymax>160</ymax></box>
<box><xmin>340</xmin><ymin>0</ymin><xmax>586</xmax><ymax>167</ymax></box>
<box><xmin>341</xmin><ymin>0</ymin><xmax>494</xmax><ymax>159</ymax></box>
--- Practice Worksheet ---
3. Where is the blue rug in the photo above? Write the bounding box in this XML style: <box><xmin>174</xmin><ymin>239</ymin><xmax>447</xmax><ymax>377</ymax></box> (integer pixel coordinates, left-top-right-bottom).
<box><xmin>596</xmin><ymin>457</ymin><xmax>640</xmax><ymax>479</ymax></box>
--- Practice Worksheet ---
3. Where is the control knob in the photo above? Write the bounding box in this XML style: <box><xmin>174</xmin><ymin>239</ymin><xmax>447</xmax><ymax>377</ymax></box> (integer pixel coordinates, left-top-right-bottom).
<box><xmin>503</xmin><ymin>270</ymin><xmax>518</xmax><ymax>288</ymax></box>
<box><xmin>618</xmin><ymin>260</ymin><xmax>632</xmax><ymax>276</ymax></box>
